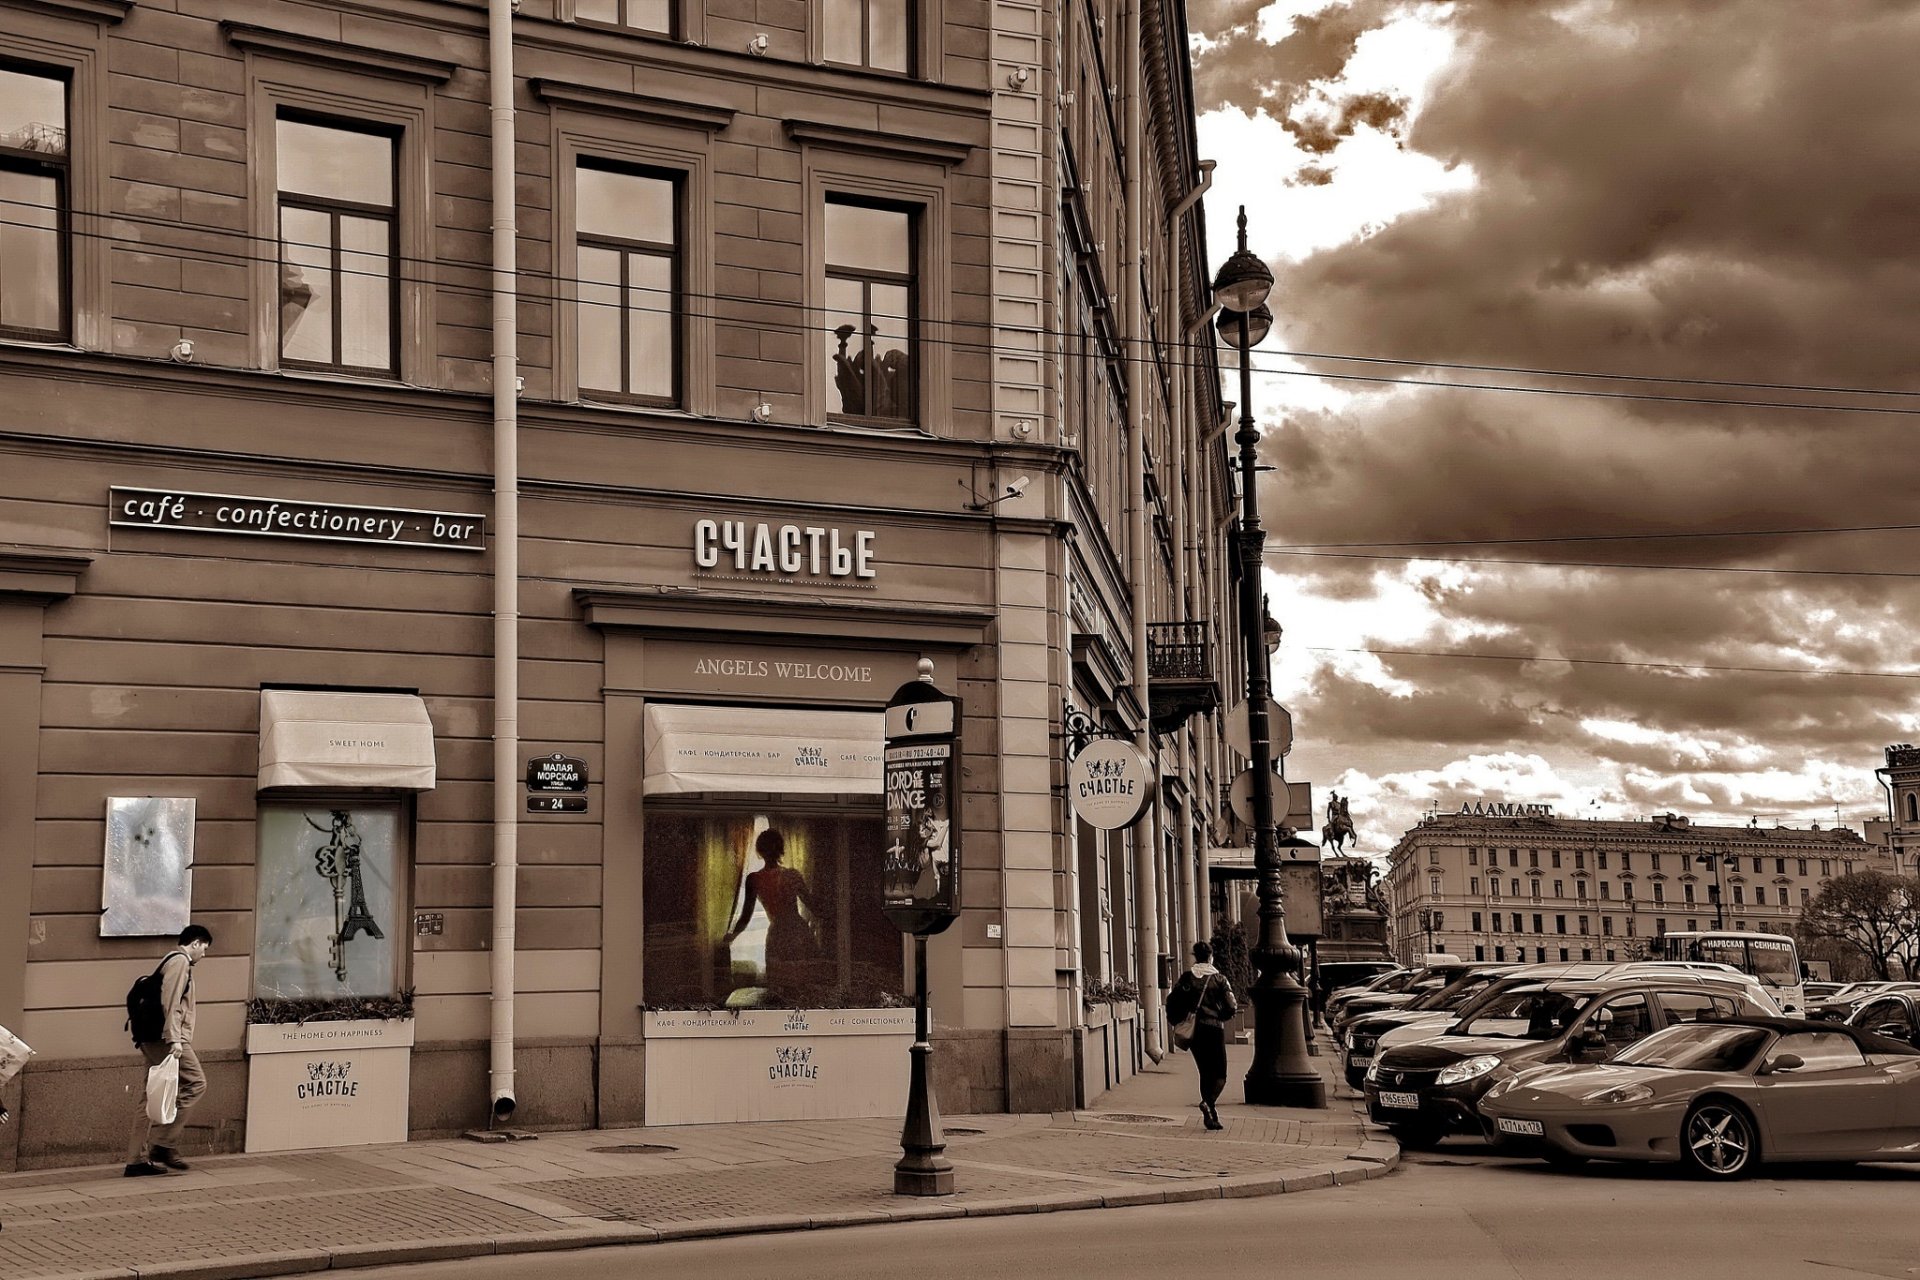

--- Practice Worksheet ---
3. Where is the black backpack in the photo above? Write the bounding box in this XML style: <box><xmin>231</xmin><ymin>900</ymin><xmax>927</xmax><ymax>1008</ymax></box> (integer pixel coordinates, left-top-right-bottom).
<box><xmin>125</xmin><ymin>954</ymin><xmax>181</xmax><ymax>1046</ymax></box>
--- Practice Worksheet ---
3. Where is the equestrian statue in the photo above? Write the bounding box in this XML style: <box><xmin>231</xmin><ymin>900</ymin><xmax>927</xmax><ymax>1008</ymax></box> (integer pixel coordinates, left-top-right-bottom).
<box><xmin>1322</xmin><ymin>791</ymin><xmax>1357</xmax><ymax>856</ymax></box>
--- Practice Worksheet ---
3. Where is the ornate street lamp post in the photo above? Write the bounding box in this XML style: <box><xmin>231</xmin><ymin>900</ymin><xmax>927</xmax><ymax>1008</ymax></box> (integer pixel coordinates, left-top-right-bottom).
<box><xmin>1214</xmin><ymin>207</ymin><xmax>1326</xmax><ymax>1109</ymax></box>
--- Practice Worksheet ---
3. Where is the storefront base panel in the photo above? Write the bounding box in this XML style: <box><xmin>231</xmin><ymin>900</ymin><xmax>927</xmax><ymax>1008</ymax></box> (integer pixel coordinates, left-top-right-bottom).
<box><xmin>407</xmin><ymin>1038</ymin><xmax>598</xmax><ymax>1138</ymax></box>
<box><xmin>8</xmin><ymin>1050</ymin><xmax>248</xmax><ymax>1171</ymax></box>
<box><xmin>1006</xmin><ymin>1028</ymin><xmax>1076</xmax><ymax>1113</ymax></box>
<box><xmin>1074</xmin><ymin>1004</ymin><xmax>1143</xmax><ymax>1106</ymax></box>
<box><xmin>932</xmin><ymin>1028</ymin><xmax>1007</xmax><ymax>1115</ymax></box>
<box><xmin>597</xmin><ymin>1037</ymin><xmax>647</xmax><ymax>1128</ymax></box>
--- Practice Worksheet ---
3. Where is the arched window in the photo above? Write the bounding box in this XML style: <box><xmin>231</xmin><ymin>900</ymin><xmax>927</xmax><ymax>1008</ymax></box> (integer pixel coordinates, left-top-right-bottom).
<box><xmin>1905</xmin><ymin>791</ymin><xmax>1917</xmax><ymax>824</ymax></box>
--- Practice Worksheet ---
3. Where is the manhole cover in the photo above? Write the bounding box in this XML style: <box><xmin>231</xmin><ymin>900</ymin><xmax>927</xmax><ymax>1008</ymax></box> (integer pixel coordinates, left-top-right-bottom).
<box><xmin>1096</xmin><ymin>1113</ymin><xmax>1181</xmax><ymax>1125</ymax></box>
<box><xmin>590</xmin><ymin>1144</ymin><xmax>678</xmax><ymax>1155</ymax></box>
<box><xmin>946</xmin><ymin>1126</ymin><xmax>986</xmax><ymax>1135</ymax></box>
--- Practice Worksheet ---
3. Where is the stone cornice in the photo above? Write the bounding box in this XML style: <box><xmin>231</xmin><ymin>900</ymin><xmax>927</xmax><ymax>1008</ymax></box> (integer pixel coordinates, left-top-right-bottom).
<box><xmin>782</xmin><ymin>120</ymin><xmax>972</xmax><ymax>168</ymax></box>
<box><xmin>531</xmin><ymin>79</ymin><xmax>735</xmax><ymax>131</ymax></box>
<box><xmin>222</xmin><ymin>22</ymin><xmax>459</xmax><ymax>83</ymax></box>
<box><xmin>3</xmin><ymin>0</ymin><xmax>132</xmax><ymax>23</ymax></box>
<box><xmin>0</xmin><ymin>548</ymin><xmax>90</xmax><ymax>603</ymax></box>
<box><xmin>576</xmin><ymin>587</ymin><xmax>993</xmax><ymax>649</ymax></box>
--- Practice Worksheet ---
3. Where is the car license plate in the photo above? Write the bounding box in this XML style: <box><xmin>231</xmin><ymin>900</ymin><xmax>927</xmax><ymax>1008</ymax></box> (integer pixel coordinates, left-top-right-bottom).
<box><xmin>1496</xmin><ymin>1117</ymin><xmax>1544</xmax><ymax>1137</ymax></box>
<box><xmin>1348</xmin><ymin>1052</ymin><xmax>1371</xmax><ymax>1066</ymax></box>
<box><xmin>1378</xmin><ymin>1091</ymin><xmax>1420</xmax><ymax>1109</ymax></box>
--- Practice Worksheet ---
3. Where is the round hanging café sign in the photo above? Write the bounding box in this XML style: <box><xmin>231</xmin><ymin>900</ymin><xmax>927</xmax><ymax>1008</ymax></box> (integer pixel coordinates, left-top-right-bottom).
<box><xmin>1067</xmin><ymin>738</ymin><xmax>1155</xmax><ymax>830</ymax></box>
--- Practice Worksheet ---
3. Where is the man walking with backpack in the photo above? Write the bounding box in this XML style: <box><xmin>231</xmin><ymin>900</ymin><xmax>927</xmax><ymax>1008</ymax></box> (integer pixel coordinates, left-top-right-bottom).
<box><xmin>126</xmin><ymin>925</ymin><xmax>211</xmax><ymax>1177</ymax></box>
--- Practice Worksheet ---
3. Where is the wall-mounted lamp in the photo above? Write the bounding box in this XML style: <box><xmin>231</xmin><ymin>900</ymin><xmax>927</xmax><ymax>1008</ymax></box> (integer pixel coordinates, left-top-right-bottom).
<box><xmin>1006</xmin><ymin>66</ymin><xmax>1031</xmax><ymax>90</ymax></box>
<box><xmin>966</xmin><ymin>474</ymin><xmax>1030</xmax><ymax>512</ymax></box>
<box><xmin>1010</xmin><ymin>419</ymin><xmax>1034</xmax><ymax>439</ymax></box>
<box><xmin>168</xmin><ymin>338</ymin><xmax>194</xmax><ymax>364</ymax></box>
<box><xmin>747</xmin><ymin>32</ymin><xmax>769</xmax><ymax>55</ymax></box>
<box><xmin>751</xmin><ymin>400</ymin><xmax>775</xmax><ymax>422</ymax></box>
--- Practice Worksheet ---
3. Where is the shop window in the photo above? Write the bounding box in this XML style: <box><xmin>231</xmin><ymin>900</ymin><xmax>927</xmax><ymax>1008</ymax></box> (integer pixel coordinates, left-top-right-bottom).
<box><xmin>824</xmin><ymin>198</ymin><xmax>915</xmax><ymax>424</ymax></box>
<box><xmin>277</xmin><ymin>115</ymin><xmax>397</xmax><ymax>374</ymax></box>
<box><xmin>254</xmin><ymin>803</ymin><xmax>404</xmax><ymax>998</ymax></box>
<box><xmin>577</xmin><ymin>161</ymin><xmax>679</xmax><ymax>405</ymax></box>
<box><xmin>823</xmin><ymin>0</ymin><xmax>911</xmax><ymax>74</ymax></box>
<box><xmin>575</xmin><ymin>0</ymin><xmax>673</xmax><ymax>34</ymax></box>
<box><xmin>642</xmin><ymin>806</ymin><xmax>903</xmax><ymax>1007</ymax></box>
<box><xmin>0</xmin><ymin>63</ymin><xmax>67</xmax><ymax>341</ymax></box>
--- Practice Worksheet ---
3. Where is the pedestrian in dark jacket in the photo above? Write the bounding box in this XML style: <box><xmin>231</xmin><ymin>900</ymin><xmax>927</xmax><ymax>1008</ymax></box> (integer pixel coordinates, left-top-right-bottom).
<box><xmin>1167</xmin><ymin>940</ymin><xmax>1239</xmax><ymax>1130</ymax></box>
<box><xmin>126</xmin><ymin>924</ymin><xmax>211</xmax><ymax>1177</ymax></box>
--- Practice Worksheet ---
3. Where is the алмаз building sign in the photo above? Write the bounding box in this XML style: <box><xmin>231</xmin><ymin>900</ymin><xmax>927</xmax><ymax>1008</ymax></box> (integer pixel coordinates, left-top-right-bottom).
<box><xmin>1456</xmin><ymin>799</ymin><xmax>1555</xmax><ymax>819</ymax></box>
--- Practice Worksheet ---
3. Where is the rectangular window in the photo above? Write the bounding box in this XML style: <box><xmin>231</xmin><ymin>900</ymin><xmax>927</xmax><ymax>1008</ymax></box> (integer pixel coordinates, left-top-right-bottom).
<box><xmin>1620</xmin><ymin>852</ymin><xmax>1630</xmax><ymax>871</ymax></box>
<box><xmin>1511</xmin><ymin>878</ymin><xmax>1520</xmax><ymax>897</ymax></box>
<box><xmin>1602</xmin><ymin>915</ymin><xmax>1613</xmax><ymax>936</ymax></box>
<box><xmin>574</xmin><ymin>0</ymin><xmax>673</xmax><ymax>34</ymax></box>
<box><xmin>1551</xmin><ymin>851</ymin><xmax>1561</xmax><ymax>868</ymax></box>
<box><xmin>1468</xmin><ymin>848</ymin><xmax>1478</xmax><ymax>865</ymax></box>
<box><xmin>1529</xmin><ymin>850</ymin><xmax>1539</xmax><ymax>868</ymax></box>
<box><xmin>1598</xmin><ymin>851</ymin><xmax>1607</xmax><ymax>869</ymax></box>
<box><xmin>1577</xmin><ymin>880</ymin><xmax>1588</xmax><ymax>901</ymax></box>
<box><xmin>1472</xmin><ymin>911</ymin><xmax>1483</xmax><ymax>931</ymax></box>
<box><xmin>1494</xmin><ymin>945</ymin><xmax>1505</xmax><ymax>961</ymax></box>
<box><xmin>1429</xmin><ymin>875</ymin><xmax>1440</xmax><ymax>896</ymax></box>
<box><xmin>1490</xmin><ymin>879</ymin><xmax>1500</xmax><ymax>899</ymax></box>
<box><xmin>1754</xmin><ymin>885</ymin><xmax>1766</xmax><ymax>905</ymax></box>
<box><xmin>1578</xmin><ymin>915</ymin><xmax>1588</xmax><ymax>934</ymax></box>
<box><xmin>1776</xmin><ymin>858</ymin><xmax>1787</xmax><ymax>875</ymax></box>
<box><xmin>1684</xmin><ymin>882</ymin><xmax>1695</xmax><ymax>903</ymax></box>
<box><xmin>1654</xmin><ymin>882</ymin><xmax>1664</xmax><ymax>902</ymax></box>
<box><xmin>254</xmin><ymin>803</ymin><xmax>404</xmax><ymax>998</ymax></box>
<box><xmin>1600</xmin><ymin>882</ymin><xmax>1610</xmax><ymax>900</ymax></box>
<box><xmin>1511</xmin><ymin>912</ymin><xmax>1522</xmax><ymax>933</ymax></box>
<box><xmin>1655</xmin><ymin>916</ymin><xmax>1666</xmax><ymax>934</ymax></box>
<box><xmin>1554</xmin><ymin>879</ymin><xmax>1563</xmax><ymax>898</ymax></box>
<box><xmin>1532</xmin><ymin>913</ymin><xmax>1543</xmax><ymax>933</ymax></box>
<box><xmin>1797</xmin><ymin>858</ymin><xmax>1807</xmax><ymax>876</ymax></box>
<box><xmin>1651</xmin><ymin>853</ymin><xmax>1661</xmax><ymax>871</ymax></box>
<box><xmin>825</xmin><ymin>198</ymin><xmax>915</xmax><ymax>423</ymax></box>
<box><xmin>1470</xmin><ymin>876</ymin><xmax>1480</xmax><ymax>895</ymax></box>
<box><xmin>1623</xmin><ymin>881</ymin><xmax>1633</xmax><ymax>899</ymax></box>
<box><xmin>1626</xmin><ymin>915</ymin><xmax>1636</xmax><ymax>937</ymax></box>
<box><xmin>577</xmin><ymin>161</ymin><xmax>679</xmax><ymax>404</ymax></box>
<box><xmin>0</xmin><ymin>64</ymin><xmax>68</xmax><ymax>341</ymax></box>
<box><xmin>1801</xmin><ymin>887</ymin><xmax>1810</xmax><ymax>905</ymax></box>
<box><xmin>278</xmin><ymin>116</ymin><xmax>396</xmax><ymax>374</ymax></box>
<box><xmin>1733</xmin><ymin>884</ymin><xmax>1745</xmax><ymax>904</ymax></box>
<box><xmin>1555</xmin><ymin>914</ymin><xmax>1566</xmax><ymax>934</ymax></box>
<box><xmin>1820</xmin><ymin>859</ymin><xmax>1831</xmax><ymax>876</ymax></box>
<box><xmin>823</xmin><ymin>0</ymin><xmax>911</xmax><ymax>73</ymax></box>
<box><xmin>642</xmin><ymin>805</ymin><xmax>904</xmax><ymax>1005</ymax></box>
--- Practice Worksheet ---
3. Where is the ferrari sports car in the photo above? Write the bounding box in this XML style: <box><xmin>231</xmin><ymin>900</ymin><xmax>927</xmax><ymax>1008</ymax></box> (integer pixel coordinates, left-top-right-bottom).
<box><xmin>1479</xmin><ymin>1016</ymin><xmax>1920</xmax><ymax>1178</ymax></box>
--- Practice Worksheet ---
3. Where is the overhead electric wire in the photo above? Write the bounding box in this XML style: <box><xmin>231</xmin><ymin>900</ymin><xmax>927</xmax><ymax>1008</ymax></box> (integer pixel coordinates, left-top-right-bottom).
<box><xmin>1263</xmin><ymin>548</ymin><xmax>1920</xmax><ymax>580</ymax></box>
<box><xmin>1272</xmin><ymin>521</ymin><xmax>1920</xmax><ymax>549</ymax></box>
<box><xmin>1289</xmin><ymin>644</ymin><xmax>1920</xmax><ymax>682</ymax></box>
<box><xmin>9</xmin><ymin>198</ymin><xmax>1920</xmax><ymax>417</ymax></box>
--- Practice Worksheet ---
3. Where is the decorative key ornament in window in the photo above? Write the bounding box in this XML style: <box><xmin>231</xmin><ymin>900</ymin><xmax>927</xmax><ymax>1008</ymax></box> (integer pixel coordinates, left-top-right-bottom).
<box><xmin>307</xmin><ymin>811</ymin><xmax>385</xmax><ymax>982</ymax></box>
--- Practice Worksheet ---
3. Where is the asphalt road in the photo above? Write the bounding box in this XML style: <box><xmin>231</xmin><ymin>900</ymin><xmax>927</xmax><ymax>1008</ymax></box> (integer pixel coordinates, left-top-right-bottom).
<box><xmin>351</xmin><ymin>1137</ymin><xmax>1920</xmax><ymax>1280</ymax></box>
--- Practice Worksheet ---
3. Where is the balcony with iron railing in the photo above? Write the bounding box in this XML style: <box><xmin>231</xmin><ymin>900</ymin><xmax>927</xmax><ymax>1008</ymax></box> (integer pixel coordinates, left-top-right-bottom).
<box><xmin>1146</xmin><ymin>620</ymin><xmax>1218</xmax><ymax>734</ymax></box>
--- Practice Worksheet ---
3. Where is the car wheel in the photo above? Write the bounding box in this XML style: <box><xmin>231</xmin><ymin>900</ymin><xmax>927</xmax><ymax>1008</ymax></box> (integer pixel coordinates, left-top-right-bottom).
<box><xmin>1681</xmin><ymin>1100</ymin><xmax>1757</xmax><ymax>1179</ymax></box>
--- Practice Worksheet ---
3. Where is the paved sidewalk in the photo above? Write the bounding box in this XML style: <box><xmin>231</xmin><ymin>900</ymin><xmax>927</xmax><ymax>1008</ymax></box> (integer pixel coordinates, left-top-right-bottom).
<box><xmin>0</xmin><ymin>1034</ymin><xmax>1394</xmax><ymax>1279</ymax></box>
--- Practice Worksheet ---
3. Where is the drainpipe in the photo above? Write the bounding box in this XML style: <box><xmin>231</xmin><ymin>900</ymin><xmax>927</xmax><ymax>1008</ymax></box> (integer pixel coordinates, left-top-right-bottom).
<box><xmin>1125</xmin><ymin>0</ymin><xmax>1164</xmax><ymax>1063</ymax></box>
<box><xmin>1168</xmin><ymin>160</ymin><xmax>1213</xmax><ymax>961</ymax></box>
<box><xmin>487</xmin><ymin>0</ymin><xmax>520</xmax><ymax>1127</ymax></box>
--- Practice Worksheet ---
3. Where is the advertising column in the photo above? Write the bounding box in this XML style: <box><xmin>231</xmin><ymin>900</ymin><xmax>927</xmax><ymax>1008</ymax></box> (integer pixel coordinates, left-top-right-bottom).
<box><xmin>882</xmin><ymin>661</ymin><xmax>961</xmax><ymax>1196</ymax></box>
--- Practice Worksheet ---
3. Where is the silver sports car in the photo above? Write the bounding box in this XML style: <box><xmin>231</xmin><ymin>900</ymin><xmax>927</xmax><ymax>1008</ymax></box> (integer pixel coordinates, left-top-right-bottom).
<box><xmin>1477</xmin><ymin>1016</ymin><xmax>1920</xmax><ymax>1178</ymax></box>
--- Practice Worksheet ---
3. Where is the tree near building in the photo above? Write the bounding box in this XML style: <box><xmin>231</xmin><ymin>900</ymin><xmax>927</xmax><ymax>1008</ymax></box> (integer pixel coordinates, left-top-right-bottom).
<box><xmin>1793</xmin><ymin>871</ymin><xmax>1920</xmax><ymax>981</ymax></box>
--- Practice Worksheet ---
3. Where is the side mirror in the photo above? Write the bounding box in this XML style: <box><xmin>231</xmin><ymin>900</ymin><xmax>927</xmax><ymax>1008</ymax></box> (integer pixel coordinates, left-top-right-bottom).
<box><xmin>1761</xmin><ymin>1053</ymin><xmax>1804</xmax><ymax>1075</ymax></box>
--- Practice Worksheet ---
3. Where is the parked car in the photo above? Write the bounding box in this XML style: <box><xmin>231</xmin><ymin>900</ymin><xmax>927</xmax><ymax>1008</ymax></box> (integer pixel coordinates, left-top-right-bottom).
<box><xmin>1845</xmin><ymin>988</ymin><xmax>1920</xmax><ymax>1047</ymax></box>
<box><xmin>1367</xmin><ymin>963</ymin><xmax>1781</xmax><ymax>1062</ymax></box>
<box><xmin>1343</xmin><ymin>967</ymin><xmax>1529</xmax><ymax>1087</ymax></box>
<box><xmin>1809</xmin><ymin>981</ymin><xmax>1918</xmax><ymax>1022</ymax></box>
<box><xmin>1334</xmin><ymin>963</ymin><xmax>1494</xmax><ymax>1043</ymax></box>
<box><xmin>1478</xmin><ymin>1016</ymin><xmax>1920</xmax><ymax>1178</ymax></box>
<box><xmin>1314</xmin><ymin>960</ymin><xmax>1401</xmax><ymax>1010</ymax></box>
<box><xmin>1326</xmin><ymin>969</ymin><xmax>1419</xmax><ymax>1025</ymax></box>
<box><xmin>1802</xmin><ymin>981</ymin><xmax>1844</xmax><ymax>1003</ymax></box>
<box><xmin>1362</xmin><ymin>976</ymin><xmax>1770</xmax><ymax>1149</ymax></box>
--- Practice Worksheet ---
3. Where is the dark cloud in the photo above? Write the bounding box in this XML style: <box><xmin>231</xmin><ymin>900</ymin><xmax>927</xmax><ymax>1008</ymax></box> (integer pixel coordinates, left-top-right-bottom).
<box><xmin>1227</xmin><ymin>1</ymin><xmax>1920</xmax><ymax>840</ymax></box>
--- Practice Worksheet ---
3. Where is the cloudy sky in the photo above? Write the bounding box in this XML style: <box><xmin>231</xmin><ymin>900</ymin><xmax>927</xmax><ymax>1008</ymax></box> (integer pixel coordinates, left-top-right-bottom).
<box><xmin>1189</xmin><ymin>0</ymin><xmax>1920</xmax><ymax>856</ymax></box>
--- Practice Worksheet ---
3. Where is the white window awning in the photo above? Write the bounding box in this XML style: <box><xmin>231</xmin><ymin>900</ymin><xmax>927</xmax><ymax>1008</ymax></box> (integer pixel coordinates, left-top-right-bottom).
<box><xmin>258</xmin><ymin>690</ymin><xmax>437</xmax><ymax>791</ymax></box>
<box><xmin>643</xmin><ymin>703</ymin><xmax>882</xmax><ymax>795</ymax></box>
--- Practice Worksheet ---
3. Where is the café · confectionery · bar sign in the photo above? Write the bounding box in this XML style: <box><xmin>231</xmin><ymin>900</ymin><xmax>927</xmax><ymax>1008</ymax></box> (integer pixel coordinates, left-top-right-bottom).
<box><xmin>111</xmin><ymin>487</ymin><xmax>486</xmax><ymax>551</ymax></box>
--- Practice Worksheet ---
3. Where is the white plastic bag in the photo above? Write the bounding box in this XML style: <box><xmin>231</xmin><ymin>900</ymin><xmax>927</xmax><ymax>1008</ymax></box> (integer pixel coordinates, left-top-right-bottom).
<box><xmin>145</xmin><ymin>1054</ymin><xmax>179</xmax><ymax>1125</ymax></box>
<box><xmin>0</xmin><ymin>1023</ymin><xmax>31</xmax><ymax>1087</ymax></box>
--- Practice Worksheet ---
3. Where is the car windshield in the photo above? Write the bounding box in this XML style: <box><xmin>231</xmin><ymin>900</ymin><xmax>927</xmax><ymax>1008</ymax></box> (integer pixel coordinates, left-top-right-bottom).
<box><xmin>1455</xmin><ymin>989</ymin><xmax>1593</xmax><ymax>1040</ymax></box>
<box><xmin>1611</xmin><ymin>1023</ymin><xmax>1770</xmax><ymax>1071</ymax></box>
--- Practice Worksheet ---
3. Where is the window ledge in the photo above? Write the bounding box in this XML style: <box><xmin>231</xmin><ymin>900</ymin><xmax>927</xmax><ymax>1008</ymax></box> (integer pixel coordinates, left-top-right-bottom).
<box><xmin>783</xmin><ymin>120</ymin><xmax>971</xmax><ymax>168</ymax></box>
<box><xmin>222</xmin><ymin>22</ymin><xmax>458</xmax><ymax>84</ymax></box>
<box><xmin>10</xmin><ymin>0</ymin><xmax>131</xmax><ymax>22</ymax></box>
<box><xmin>533</xmin><ymin>79</ymin><xmax>736</xmax><ymax>131</ymax></box>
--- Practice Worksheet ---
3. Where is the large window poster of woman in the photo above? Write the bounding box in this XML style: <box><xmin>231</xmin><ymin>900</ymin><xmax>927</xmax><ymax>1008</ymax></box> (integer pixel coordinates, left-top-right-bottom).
<box><xmin>643</xmin><ymin>807</ymin><xmax>903</xmax><ymax>1008</ymax></box>
<box><xmin>254</xmin><ymin>805</ymin><xmax>401</xmax><ymax>999</ymax></box>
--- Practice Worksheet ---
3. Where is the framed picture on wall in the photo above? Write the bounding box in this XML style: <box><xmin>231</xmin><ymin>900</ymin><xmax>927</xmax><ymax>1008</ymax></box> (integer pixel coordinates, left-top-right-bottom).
<box><xmin>100</xmin><ymin>797</ymin><xmax>196</xmax><ymax>937</ymax></box>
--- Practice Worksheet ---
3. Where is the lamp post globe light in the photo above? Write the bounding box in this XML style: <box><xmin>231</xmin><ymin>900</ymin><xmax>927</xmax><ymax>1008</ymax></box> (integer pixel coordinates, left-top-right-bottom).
<box><xmin>1213</xmin><ymin>207</ymin><xmax>1326</xmax><ymax>1109</ymax></box>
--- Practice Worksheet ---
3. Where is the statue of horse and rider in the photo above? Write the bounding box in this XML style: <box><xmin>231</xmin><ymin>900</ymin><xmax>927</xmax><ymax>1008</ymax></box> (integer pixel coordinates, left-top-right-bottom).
<box><xmin>1322</xmin><ymin>792</ymin><xmax>1357</xmax><ymax>855</ymax></box>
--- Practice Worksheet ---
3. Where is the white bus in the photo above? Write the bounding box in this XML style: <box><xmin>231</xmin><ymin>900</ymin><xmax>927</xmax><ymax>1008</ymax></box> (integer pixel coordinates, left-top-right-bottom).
<box><xmin>1647</xmin><ymin>931</ymin><xmax>1805</xmax><ymax>1014</ymax></box>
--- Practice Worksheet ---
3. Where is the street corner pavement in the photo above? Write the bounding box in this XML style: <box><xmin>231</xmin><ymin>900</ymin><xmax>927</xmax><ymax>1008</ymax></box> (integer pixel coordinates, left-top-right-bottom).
<box><xmin>0</xmin><ymin>1038</ymin><xmax>1396</xmax><ymax>1280</ymax></box>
